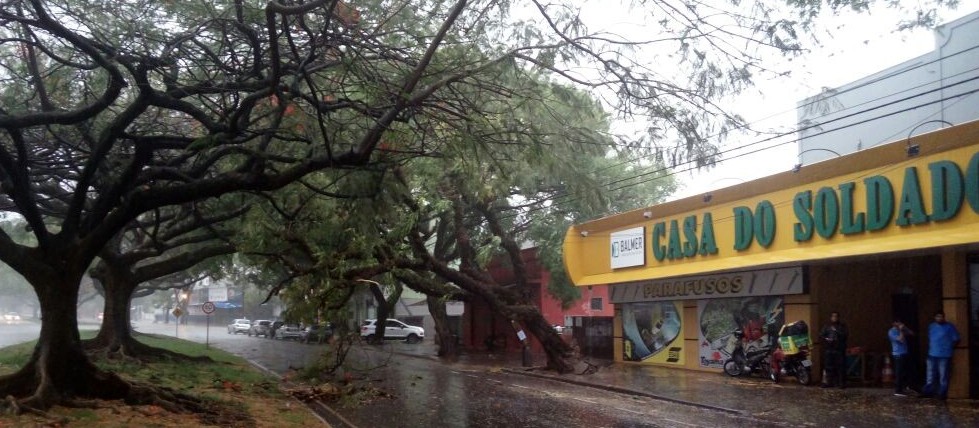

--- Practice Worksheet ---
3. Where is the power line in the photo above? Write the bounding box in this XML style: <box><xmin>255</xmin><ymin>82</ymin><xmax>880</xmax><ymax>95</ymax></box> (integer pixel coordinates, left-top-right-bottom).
<box><xmin>506</xmin><ymin>80</ymin><xmax>979</xmax><ymax>223</ymax></box>
<box><xmin>593</xmin><ymin>43</ymin><xmax>979</xmax><ymax>175</ymax></box>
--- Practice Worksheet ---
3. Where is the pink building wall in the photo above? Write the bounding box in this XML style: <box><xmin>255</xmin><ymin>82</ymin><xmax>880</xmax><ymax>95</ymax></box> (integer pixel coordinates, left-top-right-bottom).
<box><xmin>463</xmin><ymin>247</ymin><xmax>613</xmax><ymax>353</ymax></box>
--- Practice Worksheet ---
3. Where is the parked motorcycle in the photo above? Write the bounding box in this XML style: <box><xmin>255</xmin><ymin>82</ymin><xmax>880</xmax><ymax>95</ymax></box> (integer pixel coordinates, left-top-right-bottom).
<box><xmin>722</xmin><ymin>328</ymin><xmax>777</xmax><ymax>382</ymax></box>
<box><xmin>773</xmin><ymin>345</ymin><xmax>813</xmax><ymax>385</ymax></box>
<box><xmin>773</xmin><ymin>320</ymin><xmax>813</xmax><ymax>385</ymax></box>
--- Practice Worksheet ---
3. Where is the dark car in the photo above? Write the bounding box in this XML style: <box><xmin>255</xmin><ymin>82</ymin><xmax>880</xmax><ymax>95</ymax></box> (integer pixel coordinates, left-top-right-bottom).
<box><xmin>272</xmin><ymin>323</ymin><xmax>303</xmax><ymax>340</ymax></box>
<box><xmin>300</xmin><ymin>323</ymin><xmax>334</xmax><ymax>344</ymax></box>
<box><xmin>248</xmin><ymin>320</ymin><xmax>272</xmax><ymax>338</ymax></box>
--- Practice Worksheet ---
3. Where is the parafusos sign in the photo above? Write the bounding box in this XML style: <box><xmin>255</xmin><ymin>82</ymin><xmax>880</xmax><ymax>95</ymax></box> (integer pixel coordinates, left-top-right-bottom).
<box><xmin>610</xmin><ymin>267</ymin><xmax>804</xmax><ymax>303</ymax></box>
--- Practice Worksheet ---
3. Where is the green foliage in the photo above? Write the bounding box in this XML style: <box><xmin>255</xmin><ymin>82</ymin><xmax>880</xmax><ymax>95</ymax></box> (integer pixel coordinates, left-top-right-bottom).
<box><xmin>0</xmin><ymin>0</ymin><xmax>957</xmax><ymax>349</ymax></box>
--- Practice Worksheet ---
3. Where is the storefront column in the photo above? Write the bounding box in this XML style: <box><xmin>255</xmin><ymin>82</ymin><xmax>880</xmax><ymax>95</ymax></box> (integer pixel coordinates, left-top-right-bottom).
<box><xmin>613</xmin><ymin>307</ymin><xmax>623</xmax><ymax>362</ymax></box>
<box><xmin>941</xmin><ymin>249</ymin><xmax>969</xmax><ymax>399</ymax></box>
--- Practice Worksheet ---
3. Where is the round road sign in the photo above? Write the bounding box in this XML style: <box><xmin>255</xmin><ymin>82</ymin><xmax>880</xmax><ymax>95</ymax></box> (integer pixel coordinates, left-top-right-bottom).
<box><xmin>202</xmin><ymin>301</ymin><xmax>216</xmax><ymax>314</ymax></box>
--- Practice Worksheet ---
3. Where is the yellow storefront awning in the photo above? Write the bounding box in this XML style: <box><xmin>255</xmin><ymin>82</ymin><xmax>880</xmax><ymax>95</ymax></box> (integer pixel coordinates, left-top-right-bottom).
<box><xmin>564</xmin><ymin>120</ymin><xmax>979</xmax><ymax>286</ymax></box>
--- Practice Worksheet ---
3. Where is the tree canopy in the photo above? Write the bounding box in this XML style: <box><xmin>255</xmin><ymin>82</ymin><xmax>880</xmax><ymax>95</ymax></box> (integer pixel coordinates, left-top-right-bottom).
<box><xmin>0</xmin><ymin>0</ymin><xmax>961</xmax><ymax>412</ymax></box>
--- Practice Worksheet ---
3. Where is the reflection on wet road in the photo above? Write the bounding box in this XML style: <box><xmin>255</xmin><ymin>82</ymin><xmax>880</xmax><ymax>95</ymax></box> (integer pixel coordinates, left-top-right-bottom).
<box><xmin>331</xmin><ymin>347</ymin><xmax>771</xmax><ymax>428</ymax></box>
<box><xmin>133</xmin><ymin>322</ymin><xmax>762</xmax><ymax>427</ymax></box>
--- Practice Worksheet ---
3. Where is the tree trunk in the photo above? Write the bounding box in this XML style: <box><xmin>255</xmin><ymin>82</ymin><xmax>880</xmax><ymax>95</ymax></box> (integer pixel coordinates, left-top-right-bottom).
<box><xmin>515</xmin><ymin>308</ymin><xmax>573</xmax><ymax>371</ymax></box>
<box><xmin>426</xmin><ymin>295</ymin><xmax>458</xmax><ymax>358</ymax></box>
<box><xmin>434</xmin><ymin>271</ymin><xmax>574</xmax><ymax>371</ymax></box>
<box><xmin>0</xmin><ymin>275</ymin><xmax>130</xmax><ymax>409</ymax></box>
<box><xmin>419</xmin><ymin>252</ymin><xmax>576</xmax><ymax>372</ymax></box>
<box><xmin>86</xmin><ymin>267</ymin><xmax>145</xmax><ymax>355</ymax></box>
<box><xmin>368</xmin><ymin>283</ymin><xmax>389</xmax><ymax>343</ymax></box>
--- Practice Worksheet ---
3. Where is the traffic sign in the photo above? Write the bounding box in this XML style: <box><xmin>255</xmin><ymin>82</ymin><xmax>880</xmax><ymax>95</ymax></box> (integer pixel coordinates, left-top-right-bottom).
<box><xmin>202</xmin><ymin>301</ymin><xmax>216</xmax><ymax>314</ymax></box>
<box><xmin>171</xmin><ymin>307</ymin><xmax>184</xmax><ymax>318</ymax></box>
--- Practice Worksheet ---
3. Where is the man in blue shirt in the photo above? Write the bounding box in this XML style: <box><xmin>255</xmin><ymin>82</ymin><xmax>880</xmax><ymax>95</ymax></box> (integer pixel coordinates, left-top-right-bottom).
<box><xmin>922</xmin><ymin>311</ymin><xmax>960</xmax><ymax>400</ymax></box>
<box><xmin>888</xmin><ymin>318</ymin><xmax>914</xmax><ymax>396</ymax></box>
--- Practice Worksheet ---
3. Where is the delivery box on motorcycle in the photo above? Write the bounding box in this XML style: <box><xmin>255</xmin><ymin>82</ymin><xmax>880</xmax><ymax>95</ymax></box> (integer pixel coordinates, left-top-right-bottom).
<box><xmin>778</xmin><ymin>320</ymin><xmax>810</xmax><ymax>355</ymax></box>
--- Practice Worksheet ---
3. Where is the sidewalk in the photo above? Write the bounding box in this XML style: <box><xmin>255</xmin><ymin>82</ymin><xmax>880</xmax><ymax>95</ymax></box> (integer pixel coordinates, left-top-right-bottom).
<box><xmin>382</xmin><ymin>341</ymin><xmax>979</xmax><ymax>428</ymax></box>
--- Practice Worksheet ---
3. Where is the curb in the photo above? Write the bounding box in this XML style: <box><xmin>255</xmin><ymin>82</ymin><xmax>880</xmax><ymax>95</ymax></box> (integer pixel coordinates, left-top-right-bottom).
<box><xmin>244</xmin><ymin>359</ymin><xmax>343</xmax><ymax>427</ymax></box>
<box><xmin>500</xmin><ymin>367</ymin><xmax>745</xmax><ymax>416</ymax></box>
<box><xmin>375</xmin><ymin>344</ymin><xmax>745</xmax><ymax>415</ymax></box>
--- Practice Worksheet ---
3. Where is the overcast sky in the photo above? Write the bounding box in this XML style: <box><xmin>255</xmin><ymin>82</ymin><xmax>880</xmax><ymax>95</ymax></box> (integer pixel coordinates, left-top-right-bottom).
<box><xmin>559</xmin><ymin>0</ymin><xmax>979</xmax><ymax>201</ymax></box>
<box><xmin>663</xmin><ymin>1</ymin><xmax>979</xmax><ymax>200</ymax></box>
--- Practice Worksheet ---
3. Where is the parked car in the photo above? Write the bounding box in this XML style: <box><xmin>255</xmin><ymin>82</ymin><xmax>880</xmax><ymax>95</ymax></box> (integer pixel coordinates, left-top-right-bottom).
<box><xmin>360</xmin><ymin>319</ymin><xmax>425</xmax><ymax>344</ymax></box>
<box><xmin>300</xmin><ymin>323</ymin><xmax>334</xmax><ymax>344</ymax></box>
<box><xmin>4</xmin><ymin>312</ymin><xmax>22</xmax><ymax>324</ymax></box>
<box><xmin>272</xmin><ymin>323</ymin><xmax>303</xmax><ymax>340</ymax></box>
<box><xmin>227</xmin><ymin>318</ymin><xmax>251</xmax><ymax>334</ymax></box>
<box><xmin>248</xmin><ymin>320</ymin><xmax>272</xmax><ymax>337</ymax></box>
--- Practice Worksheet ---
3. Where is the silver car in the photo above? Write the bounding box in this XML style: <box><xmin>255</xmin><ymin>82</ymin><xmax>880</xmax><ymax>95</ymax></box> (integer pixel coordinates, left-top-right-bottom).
<box><xmin>227</xmin><ymin>318</ymin><xmax>251</xmax><ymax>334</ymax></box>
<box><xmin>248</xmin><ymin>320</ymin><xmax>272</xmax><ymax>337</ymax></box>
<box><xmin>272</xmin><ymin>323</ymin><xmax>303</xmax><ymax>340</ymax></box>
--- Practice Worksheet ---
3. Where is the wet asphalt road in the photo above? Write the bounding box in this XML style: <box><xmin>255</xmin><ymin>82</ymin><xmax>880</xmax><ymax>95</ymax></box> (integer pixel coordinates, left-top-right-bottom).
<box><xmin>129</xmin><ymin>321</ymin><xmax>777</xmax><ymax>427</ymax></box>
<box><xmin>328</xmin><ymin>347</ymin><xmax>775</xmax><ymax>428</ymax></box>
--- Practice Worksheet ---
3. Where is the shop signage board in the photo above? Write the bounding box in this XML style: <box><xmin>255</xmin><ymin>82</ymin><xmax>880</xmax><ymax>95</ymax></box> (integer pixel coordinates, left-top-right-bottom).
<box><xmin>609</xmin><ymin>266</ymin><xmax>803</xmax><ymax>303</ymax></box>
<box><xmin>610</xmin><ymin>227</ymin><xmax>645</xmax><ymax>268</ymax></box>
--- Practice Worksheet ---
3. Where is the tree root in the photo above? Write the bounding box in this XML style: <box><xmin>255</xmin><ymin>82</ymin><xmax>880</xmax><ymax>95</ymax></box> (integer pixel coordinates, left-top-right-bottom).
<box><xmin>2</xmin><ymin>395</ymin><xmax>50</xmax><ymax>418</ymax></box>
<box><xmin>126</xmin><ymin>384</ymin><xmax>204</xmax><ymax>414</ymax></box>
<box><xmin>2</xmin><ymin>356</ymin><xmax>252</xmax><ymax>426</ymax></box>
<box><xmin>82</xmin><ymin>335</ymin><xmax>214</xmax><ymax>364</ymax></box>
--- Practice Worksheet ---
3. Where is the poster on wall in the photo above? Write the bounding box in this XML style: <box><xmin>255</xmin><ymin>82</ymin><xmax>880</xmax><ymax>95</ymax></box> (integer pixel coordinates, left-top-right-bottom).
<box><xmin>697</xmin><ymin>296</ymin><xmax>785</xmax><ymax>369</ymax></box>
<box><xmin>621</xmin><ymin>301</ymin><xmax>684</xmax><ymax>364</ymax></box>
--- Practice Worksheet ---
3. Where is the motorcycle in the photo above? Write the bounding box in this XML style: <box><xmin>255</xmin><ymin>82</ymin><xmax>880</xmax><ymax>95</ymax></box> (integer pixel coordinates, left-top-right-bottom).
<box><xmin>772</xmin><ymin>320</ymin><xmax>813</xmax><ymax>385</ymax></box>
<box><xmin>773</xmin><ymin>344</ymin><xmax>813</xmax><ymax>385</ymax></box>
<box><xmin>722</xmin><ymin>328</ymin><xmax>777</xmax><ymax>382</ymax></box>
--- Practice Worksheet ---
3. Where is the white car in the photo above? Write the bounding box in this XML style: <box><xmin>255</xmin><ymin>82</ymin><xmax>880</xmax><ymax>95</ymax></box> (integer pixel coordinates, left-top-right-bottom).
<box><xmin>227</xmin><ymin>318</ymin><xmax>251</xmax><ymax>334</ymax></box>
<box><xmin>4</xmin><ymin>312</ymin><xmax>22</xmax><ymax>324</ymax></box>
<box><xmin>360</xmin><ymin>319</ymin><xmax>425</xmax><ymax>344</ymax></box>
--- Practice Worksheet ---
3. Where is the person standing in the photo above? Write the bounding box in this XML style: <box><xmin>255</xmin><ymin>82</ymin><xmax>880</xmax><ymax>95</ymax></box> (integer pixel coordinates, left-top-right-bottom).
<box><xmin>820</xmin><ymin>311</ymin><xmax>848</xmax><ymax>388</ymax></box>
<box><xmin>922</xmin><ymin>311</ymin><xmax>960</xmax><ymax>400</ymax></box>
<box><xmin>888</xmin><ymin>318</ymin><xmax>914</xmax><ymax>396</ymax></box>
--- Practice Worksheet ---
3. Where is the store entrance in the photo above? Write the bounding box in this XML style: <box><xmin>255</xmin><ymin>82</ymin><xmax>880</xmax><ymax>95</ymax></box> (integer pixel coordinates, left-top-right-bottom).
<box><xmin>892</xmin><ymin>293</ymin><xmax>922</xmax><ymax>387</ymax></box>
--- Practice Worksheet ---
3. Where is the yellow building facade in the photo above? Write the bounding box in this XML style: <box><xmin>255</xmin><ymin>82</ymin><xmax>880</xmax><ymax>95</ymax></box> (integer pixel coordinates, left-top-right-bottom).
<box><xmin>564</xmin><ymin>120</ymin><xmax>979</xmax><ymax>398</ymax></box>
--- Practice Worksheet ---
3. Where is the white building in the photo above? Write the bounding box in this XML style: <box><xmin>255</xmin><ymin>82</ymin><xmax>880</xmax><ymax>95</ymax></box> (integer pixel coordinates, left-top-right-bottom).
<box><xmin>797</xmin><ymin>10</ymin><xmax>979</xmax><ymax>165</ymax></box>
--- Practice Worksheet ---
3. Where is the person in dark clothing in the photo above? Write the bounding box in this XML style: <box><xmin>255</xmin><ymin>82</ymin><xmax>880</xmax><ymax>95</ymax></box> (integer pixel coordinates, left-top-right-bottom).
<box><xmin>820</xmin><ymin>311</ymin><xmax>848</xmax><ymax>388</ymax></box>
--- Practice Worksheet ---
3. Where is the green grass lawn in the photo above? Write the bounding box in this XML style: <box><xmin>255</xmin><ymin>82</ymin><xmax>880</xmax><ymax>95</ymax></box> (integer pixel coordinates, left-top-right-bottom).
<box><xmin>0</xmin><ymin>331</ymin><xmax>322</xmax><ymax>427</ymax></box>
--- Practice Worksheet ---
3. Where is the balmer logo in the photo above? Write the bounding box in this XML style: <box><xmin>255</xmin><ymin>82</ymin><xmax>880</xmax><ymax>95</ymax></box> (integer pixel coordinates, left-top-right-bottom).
<box><xmin>610</xmin><ymin>227</ymin><xmax>646</xmax><ymax>269</ymax></box>
<box><xmin>611</xmin><ymin>236</ymin><xmax>643</xmax><ymax>257</ymax></box>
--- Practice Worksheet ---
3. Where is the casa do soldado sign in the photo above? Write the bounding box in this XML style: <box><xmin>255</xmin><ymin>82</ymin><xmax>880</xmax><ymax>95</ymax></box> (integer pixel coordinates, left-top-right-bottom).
<box><xmin>646</xmin><ymin>155</ymin><xmax>979</xmax><ymax>264</ymax></box>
